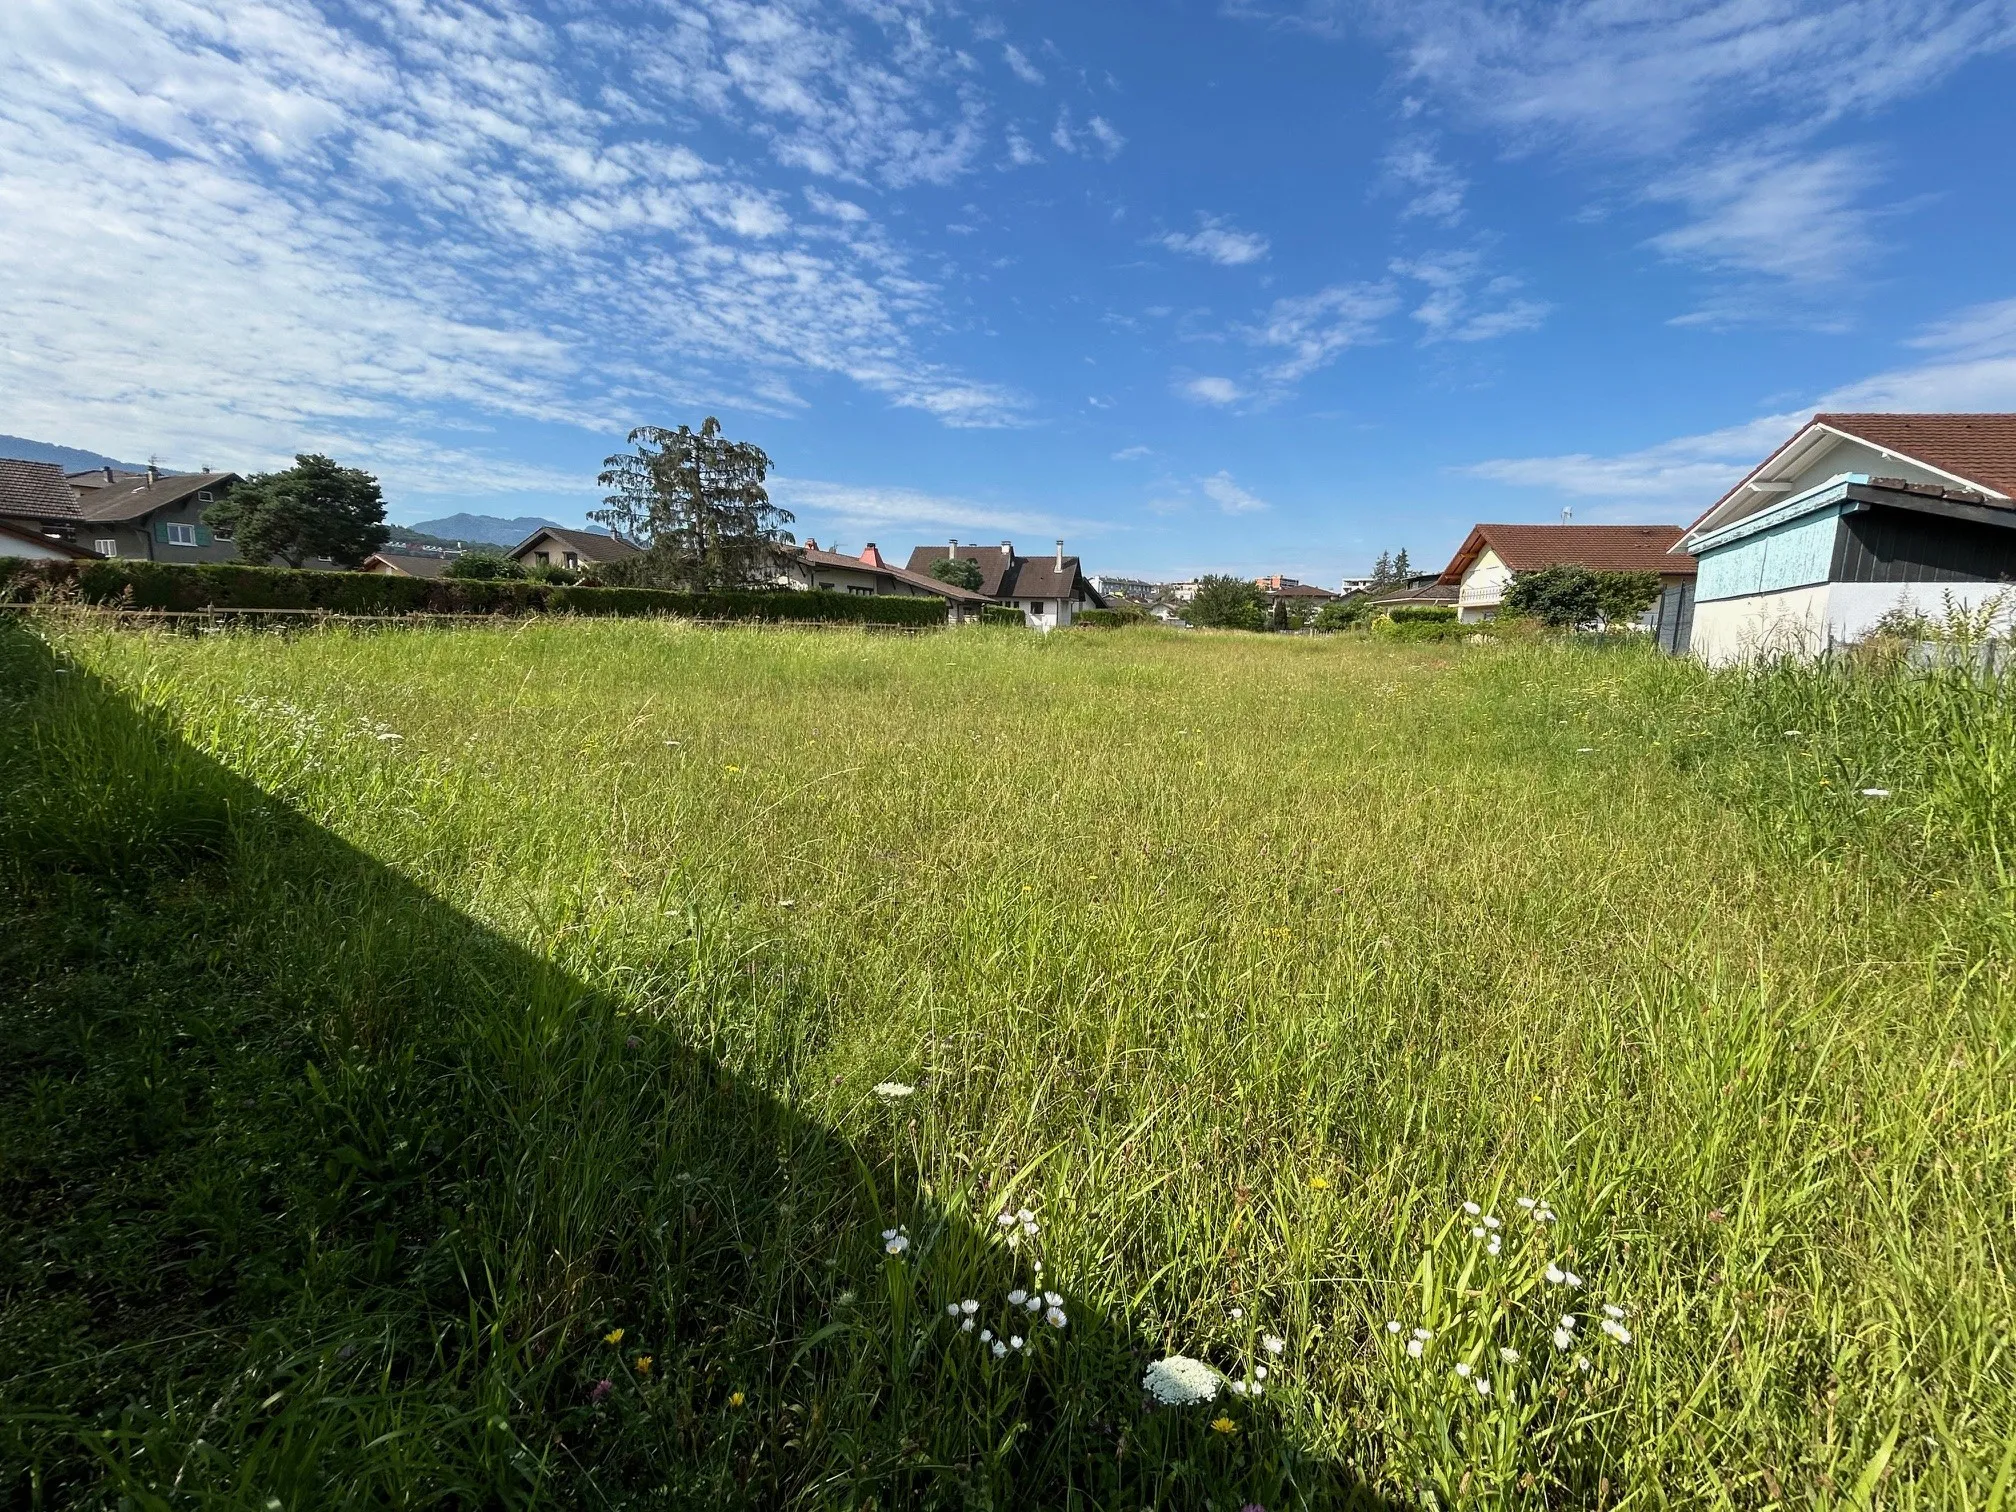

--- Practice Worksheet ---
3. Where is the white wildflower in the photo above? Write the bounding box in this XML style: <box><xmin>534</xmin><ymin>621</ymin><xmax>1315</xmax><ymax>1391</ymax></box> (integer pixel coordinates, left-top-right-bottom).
<box><xmin>1600</xmin><ymin>1319</ymin><xmax>1633</xmax><ymax>1344</ymax></box>
<box><xmin>1470</xmin><ymin>1225</ymin><xmax>1487</xmax><ymax>1239</ymax></box>
<box><xmin>1537</xmin><ymin>1209</ymin><xmax>1558</xmax><ymax>1224</ymax></box>
<box><xmin>1602</xmin><ymin>1304</ymin><xmax>1626</xmax><ymax>1320</ymax></box>
<box><xmin>992</xmin><ymin>1341</ymin><xmax>1007</xmax><ymax>1358</ymax></box>
<box><xmin>872</xmin><ymin>1082</ymin><xmax>914</xmax><ymax>1099</ymax></box>
<box><xmin>1564</xmin><ymin>1270</ymin><xmax>1582</xmax><ymax>1287</ymax></box>
<box><xmin>881</xmin><ymin>1228</ymin><xmax>909</xmax><ymax>1255</ymax></box>
<box><xmin>1576</xmin><ymin>1354</ymin><xmax>1592</xmax><ymax>1373</ymax></box>
<box><xmin>961</xmin><ymin>1318</ymin><xmax>976</xmax><ymax>1332</ymax></box>
<box><xmin>1253</xmin><ymin>1365</ymin><xmax>1267</xmax><ymax>1381</ymax></box>
<box><xmin>1385</xmin><ymin>1321</ymin><xmax>1402</xmax><ymax>1335</ymax></box>
<box><xmin>1010</xmin><ymin>1335</ymin><xmax>1024</xmax><ymax>1351</ymax></box>
<box><xmin>996</xmin><ymin>1211</ymin><xmax>1016</xmax><ymax>1228</ymax></box>
<box><xmin>961</xmin><ymin>1299</ymin><xmax>979</xmax><ymax>1315</ymax></box>
<box><xmin>1860</xmin><ymin>788</ymin><xmax>1891</xmax><ymax>798</ymax></box>
<box><xmin>1142</xmin><ymin>1355</ymin><xmax>1220</xmax><ymax>1406</ymax></box>
<box><xmin>1544</xmin><ymin>1263</ymin><xmax>1567</xmax><ymax>1285</ymax></box>
<box><xmin>1552</xmin><ymin>1329</ymin><xmax>1573</xmax><ymax>1351</ymax></box>
<box><xmin>1500</xmin><ymin>1347</ymin><xmax>1520</xmax><ymax>1363</ymax></box>
<box><xmin>1023</xmin><ymin>1219</ymin><xmax>1039</xmax><ymax>1236</ymax></box>
<box><xmin>1412</xmin><ymin>1327</ymin><xmax>1433</xmax><ymax>1342</ymax></box>
<box><xmin>1474</xmin><ymin>1377</ymin><xmax>1492</xmax><ymax>1397</ymax></box>
<box><xmin>1453</xmin><ymin>1362</ymin><xmax>1473</xmax><ymax>1379</ymax></box>
<box><xmin>1487</xmin><ymin>1238</ymin><xmax>1502</xmax><ymax>1257</ymax></box>
<box><xmin>1406</xmin><ymin>1339</ymin><xmax>1424</xmax><ymax>1359</ymax></box>
<box><xmin>1043</xmin><ymin>1291</ymin><xmax>1062</xmax><ymax>1307</ymax></box>
<box><xmin>980</xmin><ymin>1329</ymin><xmax>993</xmax><ymax>1343</ymax></box>
<box><xmin>1264</xmin><ymin>1333</ymin><xmax>1286</xmax><ymax>1354</ymax></box>
<box><xmin>1482</xmin><ymin>1215</ymin><xmax>1502</xmax><ymax>1230</ymax></box>
<box><xmin>1046</xmin><ymin>1306</ymin><xmax>1067</xmax><ymax>1329</ymax></box>
<box><xmin>1229</xmin><ymin>1380</ymin><xmax>1249</xmax><ymax>1396</ymax></box>
<box><xmin>947</xmin><ymin>1303</ymin><xmax>961</xmax><ymax>1317</ymax></box>
<box><xmin>1462</xmin><ymin>1201</ymin><xmax>1481</xmax><ymax>1215</ymax></box>
<box><xmin>1251</xmin><ymin>1383</ymin><xmax>1264</xmax><ymax>1397</ymax></box>
<box><xmin>1516</xmin><ymin>1196</ymin><xmax>1538</xmax><ymax>1210</ymax></box>
<box><xmin>1017</xmin><ymin>1208</ymin><xmax>1034</xmax><ymax>1223</ymax></box>
<box><xmin>1560</xmin><ymin>1315</ymin><xmax>1578</xmax><ymax>1331</ymax></box>
<box><xmin>1025</xmin><ymin>1296</ymin><xmax>1041</xmax><ymax>1312</ymax></box>
<box><xmin>1008</xmin><ymin>1289</ymin><xmax>1028</xmax><ymax>1306</ymax></box>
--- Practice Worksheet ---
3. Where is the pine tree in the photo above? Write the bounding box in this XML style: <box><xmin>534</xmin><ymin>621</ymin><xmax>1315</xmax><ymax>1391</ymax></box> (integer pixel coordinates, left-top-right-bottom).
<box><xmin>592</xmin><ymin>418</ymin><xmax>794</xmax><ymax>590</ymax></box>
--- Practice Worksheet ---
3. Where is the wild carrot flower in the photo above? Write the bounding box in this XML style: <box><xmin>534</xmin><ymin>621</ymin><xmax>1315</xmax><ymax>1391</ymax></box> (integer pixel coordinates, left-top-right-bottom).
<box><xmin>604</xmin><ymin>1328</ymin><xmax>625</xmax><ymax>1346</ymax></box>
<box><xmin>872</xmin><ymin>1082</ymin><xmax>914</xmax><ymax>1098</ymax></box>
<box><xmin>1143</xmin><ymin>1355</ymin><xmax>1219</xmax><ymax>1405</ymax></box>
<box><xmin>1500</xmin><ymin>1347</ymin><xmax>1520</xmax><ymax>1363</ymax></box>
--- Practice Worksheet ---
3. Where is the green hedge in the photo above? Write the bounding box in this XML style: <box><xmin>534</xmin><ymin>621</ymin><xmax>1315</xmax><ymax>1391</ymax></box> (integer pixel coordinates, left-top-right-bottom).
<box><xmin>979</xmin><ymin>605</ymin><xmax>1026</xmax><ymax>627</ymax></box>
<box><xmin>1070</xmin><ymin>608</ymin><xmax>1139</xmax><ymax>629</ymax></box>
<box><xmin>0</xmin><ymin>559</ymin><xmax>949</xmax><ymax>627</ymax></box>
<box><xmin>1372</xmin><ymin>616</ymin><xmax>1477</xmax><ymax>642</ymax></box>
<box><xmin>1386</xmin><ymin>604</ymin><xmax>1458</xmax><ymax>624</ymax></box>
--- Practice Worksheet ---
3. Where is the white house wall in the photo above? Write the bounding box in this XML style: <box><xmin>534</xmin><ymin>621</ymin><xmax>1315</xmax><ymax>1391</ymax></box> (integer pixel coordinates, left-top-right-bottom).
<box><xmin>1692</xmin><ymin>580</ymin><xmax>2013</xmax><ymax>665</ymax></box>
<box><xmin>1456</xmin><ymin>547</ymin><xmax>1511</xmax><ymax>623</ymax></box>
<box><xmin>1778</xmin><ymin>436</ymin><xmax>1972</xmax><ymax>500</ymax></box>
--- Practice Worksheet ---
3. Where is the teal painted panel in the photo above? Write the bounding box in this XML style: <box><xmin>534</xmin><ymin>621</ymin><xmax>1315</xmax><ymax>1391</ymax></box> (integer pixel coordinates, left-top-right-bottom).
<box><xmin>1697</xmin><ymin>507</ymin><xmax>1841</xmax><ymax>601</ymax></box>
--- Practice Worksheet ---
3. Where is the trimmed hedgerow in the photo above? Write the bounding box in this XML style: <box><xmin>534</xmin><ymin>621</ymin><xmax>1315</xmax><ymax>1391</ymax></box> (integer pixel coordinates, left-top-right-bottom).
<box><xmin>0</xmin><ymin>559</ymin><xmax>949</xmax><ymax>626</ymax></box>
<box><xmin>1386</xmin><ymin>604</ymin><xmax>1458</xmax><ymax>624</ymax></box>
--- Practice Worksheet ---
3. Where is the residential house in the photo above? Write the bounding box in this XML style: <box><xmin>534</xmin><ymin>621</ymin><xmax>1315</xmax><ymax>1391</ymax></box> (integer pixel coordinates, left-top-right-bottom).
<box><xmin>507</xmin><ymin>526</ymin><xmax>642</xmax><ymax>574</ymax></box>
<box><xmin>781</xmin><ymin>541</ymin><xmax>988</xmax><ymax>620</ymax></box>
<box><xmin>0</xmin><ymin>458</ymin><xmax>95</xmax><ymax>559</ymax></box>
<box><xmin>362</xmin><ymin>549</ymin><xmax>458</xmax><ymax>578</ymax></box>
<box><xmin>1437</xmin><ymin>524</ymin><xmax>1698</xmax><ymax>648</ymax></box>
<box><xmin>1675</xmin><ymin>413</ymin><xmax>2016</xmax><ymax>664</ymax></box>
<box><xmin>1366</xmin><ymin>573</ymin><xmax>1461</xmax><ymax>610</ymax></box>
<box><xmin>1255</xmin><ymin>574</ymin><xmax>1337</xmax><ymax>607</ymax></box>
<box><xmin>905</xmin><ymin>539</ymin><xmax>1106</xmax><ymax>630</ymax></box>
<box><xmin>1090</xmin><ymin>574</ymin><xmax>1158</xmax><ymax>601</ymax></box>
<box><xmin>70</xmin><ymin>466</ymin><xmax>246</xmax><ymax>562</ymax></box>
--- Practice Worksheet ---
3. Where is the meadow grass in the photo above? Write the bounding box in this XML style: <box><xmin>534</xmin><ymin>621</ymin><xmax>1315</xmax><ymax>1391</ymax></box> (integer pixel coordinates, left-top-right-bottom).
<box><xmin>2</xmin><ymin>615</ymin><xmax>2011</xmax><ymax>1508</ymax></box>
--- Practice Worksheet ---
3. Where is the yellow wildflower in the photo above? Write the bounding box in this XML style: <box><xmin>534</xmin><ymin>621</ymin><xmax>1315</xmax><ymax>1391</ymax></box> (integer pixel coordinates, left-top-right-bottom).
<box><xmin>1309</xmin><ymin>1175</ymin><xmax>1331</xmax><ymax>1191</ymax></box>
<box><xmin>728</xmin><ymin>1391</ymin><xmax>746</xmax><ymax>1408</ymax></box>
<box><xmin>603</xmin><ymin>1328</ymin><xmax>624</xmax><ymax>1346</ymax></box>
<box><xmin>634</xmin><ymin>1355</ymin><xmax>653</xmax><ymax>1375</ymax></box>
<box><xmin>1210</xmin><ymin>1416</ymin><xmax>1238</xmax><ymax>1435</ymax></box>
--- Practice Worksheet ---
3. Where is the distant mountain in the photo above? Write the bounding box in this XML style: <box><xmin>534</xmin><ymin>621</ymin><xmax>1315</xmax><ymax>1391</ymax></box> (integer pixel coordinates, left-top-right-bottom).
<box><xmin>406</xmin><ymin>513</ymin><xmax>605</xmax><ymax>547</ymax></box>
<box><xmin>0</xmin><ymin>434</ymin><xmax>150</xmax><ymax>473</ymax></box>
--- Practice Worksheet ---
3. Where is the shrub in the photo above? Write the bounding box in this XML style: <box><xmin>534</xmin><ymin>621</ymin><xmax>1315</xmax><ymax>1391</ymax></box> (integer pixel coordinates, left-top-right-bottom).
<box><xmin>1387</xmin><ymin>605</ymin><xmax>1457</xmax><ymax>624</ymax></box>
<box><xmin>1071</xmin><ymin>608</ymin><xmax>1143</xmax><ymax>629</ymax></box>
<box><xmin>1372</xmin><ymin>616</ymin><xmax>1476</xmax><ymax>643</ymax></box>
<box><xmin>1503</xmin><ymin>565</ymin><xmax>1663</xmax><ymax>630</ymax></box>
<box><xmin>930</xmin><ymin>556</ymin><xmax>984</xmax><ymax>591</ymax></box>
<box><xmin>0</xmin><ymin>559</ymin><xmax>947</xmax><ymax>626</ymax></box>
<box><xmin>1187</xmin><ymin>575</ymin><xmax>1268</xmax><ymax>631</ymax></box>
<box><xmin>443</xmin><ymin>550</ymin><xmax>525</xmax><ymax>581</ymax></box>
<box><xmin>980</xmin><ymin>605</ymin><xmax>1026</xmax><ymax>627</ymax></box>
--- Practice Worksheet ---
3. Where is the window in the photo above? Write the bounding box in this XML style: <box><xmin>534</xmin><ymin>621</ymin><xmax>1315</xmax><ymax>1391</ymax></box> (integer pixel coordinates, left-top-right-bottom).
<box><xmin>212</xmin><ymin>525</ymin><xmax>232</xmax><ymax>542</ymax></box>
<box><xmin>847</xmin><ymin>584</ymin><xmax>872</xmax><ymax>595</ymax></box>
<box><xmin>196</xmin><ymin>490</ymin><xmax>214</xmax><ymax>502</ymax></box>
<box><xmin>94</xmin><ymin>538</ymin><xmax>117</xmax><ymax>557</ymax></box>
<box><xmin>535</xmin><ymin>551</ymin><xmax>551</xmax><ymax>565</ymax></box>
<box><xmin>817</xmin><ymin>580</ymin><xmax>836</xmax><ymax>590</ymax></box>
<box><xmin>564</xmin><ymin>553</ymin><xmax>579</xmax><ymax>569</ymax></box>
<box><xmin>166</xmin><ymin>522</ymin><xmax>197</xmax><ymax>547</ymax></box>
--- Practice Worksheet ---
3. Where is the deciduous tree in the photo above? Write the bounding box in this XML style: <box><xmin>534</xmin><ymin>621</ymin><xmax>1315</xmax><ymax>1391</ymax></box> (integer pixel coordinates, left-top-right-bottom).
<box><xmin>204</xmin><ymin>454</ymin><xmax>389</xmax><ymax>569</ymax></box>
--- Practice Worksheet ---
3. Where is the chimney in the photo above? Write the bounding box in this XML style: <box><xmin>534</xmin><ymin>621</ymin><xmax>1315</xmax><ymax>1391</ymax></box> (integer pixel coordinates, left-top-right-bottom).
<box><xmin>102</xmin><ymin>466</ymin><xmax>114</xmax><ymax>483</ymax></box>
<box><xmin>805</xmin><ymin>538</ymin><xmax>817</xmax><ymax>550</ymax></box>
<box><xmin>859</xmin><ymin>542</ymin><xmax>885</xmax><ymax>568</ymax></box>
<box><xmin>949</xmin><ymin>538</ymin><xmax>958</xmax><ymax>556</ymax></box>
<box><xmin>146</xmin><ymin>464</ymin><xmax>159</xmax><ymax>484</ymax></box>
<box><xmin>1055</xmin><ymin>538</ymin><xmax>1065</xmax><ymax>570</ymax></box>
<box><xmin>1001</xmin><ymin>540</ymin><xmax>1013</xmax><ymax>557</ymax></box>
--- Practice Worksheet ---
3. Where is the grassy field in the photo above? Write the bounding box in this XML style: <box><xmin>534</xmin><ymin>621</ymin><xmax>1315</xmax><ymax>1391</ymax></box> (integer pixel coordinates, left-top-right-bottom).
<box><xmin>2</xmin><ymin>614</ymin><xmax>2011</xmax><ymax>1509</ymax></box>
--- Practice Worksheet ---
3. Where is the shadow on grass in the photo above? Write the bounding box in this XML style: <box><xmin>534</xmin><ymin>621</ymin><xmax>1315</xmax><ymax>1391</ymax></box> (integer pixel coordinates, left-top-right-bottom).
<box><xmin>0</xmin><ymin>617</ymin><xmax>1393</xmax><ymax>1510</ymax></box>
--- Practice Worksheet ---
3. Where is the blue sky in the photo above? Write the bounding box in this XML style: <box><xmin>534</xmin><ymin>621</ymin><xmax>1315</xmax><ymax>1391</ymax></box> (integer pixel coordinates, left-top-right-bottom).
<box><xmin>5</xmin><ymin>0</ymin><xmax>2015</xmax><ymax>583</ymax></box>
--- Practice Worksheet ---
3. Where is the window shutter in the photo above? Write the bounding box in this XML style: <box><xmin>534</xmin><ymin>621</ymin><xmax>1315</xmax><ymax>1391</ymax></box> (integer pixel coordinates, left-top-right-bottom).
<box><xmin>154</xmin><ymin>519</ymin><xmax>169</xmax><ymax>543</ymax></box>
<box><xmin>196</xmin><ymin>525</ymin><xmax>214</xmax><ymax>547</ymax></box>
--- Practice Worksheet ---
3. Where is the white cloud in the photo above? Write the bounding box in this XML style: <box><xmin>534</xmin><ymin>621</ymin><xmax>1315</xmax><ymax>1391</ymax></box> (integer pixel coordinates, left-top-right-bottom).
<box><xmin>1249</xmin><ymin>281</ymin><xmax>1400</xmax><ymax>382</ymax></box>
<box><xmin>1201</xmin><ymin>470</ymin><xmax>1270</xmax><ymax>514</ymax></box>
<box><xmin>1181</xmin><ymin>376</ymin><xmax>1247</xmax><ymax>405</ymax></box>
<box><xmin>1003</xmin><ymin>44</ymin><xmax>1045</xmax><ymax>84</ymax></box>
<box><xmin>1391</xmin><ymin>251</ymin><xmax>1550</xmax><ymax>343</ymax></box>
<box><xmin>1461</xmin><ymin>294</ymin><xmax>2016</xmax><ymax>513</ymax></box>
<box><xmin>771</xmin><ymin>476</ymin><xmax>1078</xmax><ymax>536</ymax></box>
<box><xmin>1005</xmin><ymin>128</ymin><xmax>1042</xmax><ymax>166</ymax></box>
<box><xmin>1647</xmin><ymin>144</ymin><xmax>1882</xmax><ymax>297</ymax></box>
<box><xmin>1384</xmin><ymin>135</ymin><xmax>1467</xmax><ymax>225</ymax></box>
<box><xmin>1112</xmin><ymin>444</ymin><xmax>1152</xmax><ymax>460</ymax></box>
<box><xmin>0</xmin><ymin>0</ymin><xmax>1031</xmax><ymax>488</ymax></box>
<box><xmin>1160</xmin><ymin>215</ymin><xmax>1271</xmax><ymax>266</ymax></box>
<box><xmin>1050</xmin><ymin>104</ymin><xmax>1126</xmax><ymax>159</ymax></box>
<box><xmin>1087</xmin><ymin>116</ymin><xmax>1127</xmax><ymax>157</ymax></box>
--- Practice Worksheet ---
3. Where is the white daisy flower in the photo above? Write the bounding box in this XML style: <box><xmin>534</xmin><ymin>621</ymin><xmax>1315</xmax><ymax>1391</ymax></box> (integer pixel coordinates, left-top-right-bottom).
<box><xmin>1025</xmin><ymin>1296</ymin><xmax>1041</xmax><ymax>1312</ymax></box>
<box><xmin>1516</xmin><ymin>1196</ymin><xmax>1538</xmax><ymax>1210</ymax></box>
<box><xmin>1474</xmin><ymin>1377</ymin><xmax>1492</xmax><ymax>1397</ymax></box>
<box><xmin>1544</xmin><ymin>1264</ymin><xmax>1568</xmax><ymax>1285</ymax></box>
<box><xmin>1483</xmin><ymin>1216</ymin><xmax>1502</xmax><ymax>1230</ymax></box>
<box><xmin>1487</xmin><ymin>1239</ymin><xmax>1502</xmax><ymax>1256</ymax></box>
<box><xmin>1602</xmin><ymin>1303</ymin><xmax>1626</xmax><ymax>1320</ymax></box>
<box><xmin>1046</xmin><ymin>1306</ymin><xmax>1067</xmax><ymax>1329</ymax></box>
<box><xmin>1385</xmin><ymin>1321</ymin><xmax>1402</xmax><ymax>1335</ymax></box>
<box><xmin>1564</xmin><ymin>1270</ymin><xmax>1582</xmax><ymax>1287</ymax></box>
<box><xmin>1007</xmin><ymin>1289</ymin><xmax>1027</xmax><ymax>1306</ymax></box>
<box><xmin>1010</xmin><ymin>1335</ymin><xmax>1024</xmax><ymax>1350</ymax></box>
<box><xmin>1043</xmin><ymin>1292</ymin><xmax>1062</xmax><ymax>1307</ymax></box>
<box><xmin>1142</xmin><ymin>1355</ymin><xmax>1220</xmax><ymax>1406</ymax></box>
<box><xmin>1470</xmin><ymin>1225</ymin><xmax>1487</xmax><ymax>1240</ymax></box>
<box><xmin>883</xmin><ymin>1233</ymin><xmax>909</xmax><ymax>1255</ymax></box>
<box><xmin>1406</xmin><ymin>1339</ymin><xmax>1424</xmax><ymax>1359</ymax></box>
<box><xmin>1600</xmin><ymin>1320</ymin><xmax>1633</xmax><ymax>1344</ymax></box>
<box><xmin>961</xmin><ymin>1299</ymin><xmax>979</xmax><ymax>1315</ymax></box>
<box><xmin>1453</xmin><ymin>1362</ymin><xmax>1473</xmax><ymax>1379</ymax></box>
<box><xmin>872</xmin><ymin>1082</ymin><xmax>914</xmax><ymax>1098</ymax></box>
<box><xmin>992</xmin><ymin>1341</ymin><xmax>1007</xmax><ymax>1358</ymax></box>
<box><xmin>1264</xmin><ymin>1334</ymin><xmax>1286</xmax><ymax>1354</ymax></box>
<box><xmin>1462</xmin><ymin>1201</ymin><xmax>1482</xmax><ymax>1215</ymax></box>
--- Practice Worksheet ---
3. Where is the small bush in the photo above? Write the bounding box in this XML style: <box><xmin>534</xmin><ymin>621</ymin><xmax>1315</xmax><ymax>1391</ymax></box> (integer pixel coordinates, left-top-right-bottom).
<box><xmin>1387</xmin><ymin>605</ymin><xmax>1457</xmax><ymax>624</ymax></box>
<box><xmin>980</xmin><ymin>605</ymin><xmax>1026</xmax><ymax>628</ymax></box>
<box><xmin>0</xmin><ymin>559</ymin><xmax>947</xmax><ymax>626</ymax></box>
<box><xmin>1071</xmin><ymin>609</ymin><xmax>1141</xmax><ymax>629</ymax></box>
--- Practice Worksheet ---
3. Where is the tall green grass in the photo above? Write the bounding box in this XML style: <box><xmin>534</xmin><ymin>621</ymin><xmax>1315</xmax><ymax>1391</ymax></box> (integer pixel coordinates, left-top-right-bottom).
<box><xmin>2</xmin><ymin>617</ymin><xmax>2011</xmax><ymax>1508</ymax></box>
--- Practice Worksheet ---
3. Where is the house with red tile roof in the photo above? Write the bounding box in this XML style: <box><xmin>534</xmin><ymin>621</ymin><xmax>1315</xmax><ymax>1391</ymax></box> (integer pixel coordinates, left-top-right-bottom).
<box><xmin>783</xmin><ymin>540</ymin><xmax>989</xmax><ymax>621</ymax></box>
<box><xmin>1437</xmin><ymin>523</ymin><xmax>1698</xmax><ymax>644</ymax></box>
<box><xmin>1676</xmin><ymin>414</ymin><xmax>2016</xmax><ymax>663</ymax></box>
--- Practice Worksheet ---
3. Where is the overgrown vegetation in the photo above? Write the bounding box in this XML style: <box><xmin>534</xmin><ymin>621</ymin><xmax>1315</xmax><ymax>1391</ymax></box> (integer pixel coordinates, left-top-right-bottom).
<box><xmin>3</xmin><ymin>619</ymin><xmax>2011</xmax><ymax>1508</ymax></box>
